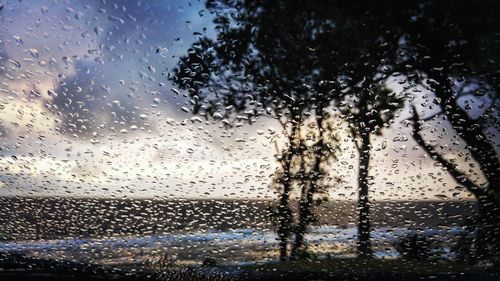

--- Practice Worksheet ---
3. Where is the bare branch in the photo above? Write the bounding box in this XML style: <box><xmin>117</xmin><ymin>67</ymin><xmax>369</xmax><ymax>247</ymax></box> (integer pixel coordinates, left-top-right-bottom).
<box><xmin>404</xmin><ymin>108</ymin><xmax>443</xmax><ymax>123</ymax></box>
<box><xmin>410</xmin><ymin>105</ymin><xmax>481</xmax><ymax>192</ymax></box>
<box><xmin>454</xmin><ymin>82</ymin><xmax>468</xmax><ymax>98</ymax></box>
<box><xmin>348</xmin><ymin>128</ymin><xmax>361</xmax><ymax>151</ymax></box>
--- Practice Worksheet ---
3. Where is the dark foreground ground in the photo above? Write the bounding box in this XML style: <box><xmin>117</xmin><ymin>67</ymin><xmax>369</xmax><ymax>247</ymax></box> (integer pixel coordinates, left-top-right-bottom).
<box><xmin>1</xmin><ymin>253</ymin><xmax>498</xmax><ymax>281</ymax></box>
<box><xmin>1</xmin><ymin>271</ymin><xmax>498</xmax><ymax>281</ymax></box>
<box><xmin>237</xmin><ymin>259</ymin><xmax>500</xmax><ymax>281</ymax></box>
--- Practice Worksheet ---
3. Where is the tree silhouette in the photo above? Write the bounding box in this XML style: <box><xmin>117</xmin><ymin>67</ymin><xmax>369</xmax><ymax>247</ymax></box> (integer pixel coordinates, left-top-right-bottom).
<box><xmin>399</xmin><ymin>0</ymin><xmax>500</xmax><ymax>255</ymax></box>
<box><xmin>172</xmin><ymin>0</ymin><xmax>346</xmax><ymax>260</ymax></box>
<box><xmin>172</xmin><ymin>0</ymin><xmax>409</xmax><ymax>259</ymax></box>
<box><xmin>337</xmin><ymin>87</ymin><xmax>404</xmax><ymax>257</ymax></box>
<box><xmin>290</xmin><ymin>88</ymin><xmax>341</xmax><ymax>259</ymax></box>
<box><xmin>171</xmin><ymin>0</ymin><xmax>499</xmax><ymax>260</ymax></box>
<box><xmin>270</xmin><ymin>112</ymin><xmax>340</xmax><ymax>260</ymax></box>
<box><xmin>173</xmin><ymin>0</ymin><xmax>402</xmax><ymax>259</ymax></box>
<box><xmin>269</xmin><ymin>115</ymin><xmax>306</xmax><ymax>260</ymax></box>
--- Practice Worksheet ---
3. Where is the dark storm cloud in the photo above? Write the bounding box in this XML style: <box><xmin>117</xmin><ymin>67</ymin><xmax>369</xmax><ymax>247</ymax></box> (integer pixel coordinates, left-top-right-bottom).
<box><xmin>46</xmin><ymin>0</ymin><xmax>212</xmax><ymax>137</ymax></box>
<box><xmin>49</xmin><ymin>62</ymin><xmax>106</xmax><ymax>136</ymax></box>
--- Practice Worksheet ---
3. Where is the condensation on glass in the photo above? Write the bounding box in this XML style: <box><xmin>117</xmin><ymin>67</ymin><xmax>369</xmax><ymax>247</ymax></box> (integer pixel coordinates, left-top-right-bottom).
<box><xmin>0</xmin><ymin>1</ymin><xmax>498</xmax><ymax>280</ymax></box>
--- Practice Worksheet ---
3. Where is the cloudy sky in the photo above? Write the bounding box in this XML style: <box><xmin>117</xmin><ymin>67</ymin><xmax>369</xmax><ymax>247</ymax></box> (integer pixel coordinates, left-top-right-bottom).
<box><xmin>0</xmin><ymin>0</ymin><xmax>492</xmax><ymax>200</ymax></box>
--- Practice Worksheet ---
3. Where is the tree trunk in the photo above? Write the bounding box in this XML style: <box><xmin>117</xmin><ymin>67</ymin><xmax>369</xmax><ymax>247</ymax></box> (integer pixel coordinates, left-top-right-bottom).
<box><xmin>291</xmin><ymin>99</ymin><xmax>325</xmax><ymax>260</ymax></box>
<box><xmin>291</xmin><ymin>137</ymin><xmax>322</xmax><ymax>260</ymax></box>
<box><xmin>357</xmin><ymin>129</ymin><xmax>372</xmax><ymax>258</ymax></box>
<box><xmin>277</xmin><ymin>161</ymin><xmax>292</xmax><ymax>261</ymax></box>
<box><xmin>277</xmin><ymin>154</ymin><xmax>292</xmax><ymax>261</ymax></box>
<box><xmin>430</xmin><ymin>70</ymin><xmax>500</xmax><ymax>204</ymax></box>
<box><xmin>291</xmin><ymin>168</ymin><xmax>309</xmax><ymax>260</ymax></box>
<box><xmin>412</xmin><ymin>105</ymin><xmax>500</xmax><ymax>258</ymax></box>
<box><xmin>430</xmin><ymin>71</ymin><xmax>500</xmax><ymax>257</ymax></box>
<box><xmin>474</xmin><ymin>195</ymin><xmax>500</xmax><ymax>258</ymax></box>
<box><xmin>276</xmin><ymin>119</ymin><xmax>299</xmax><ymax>261</ymax></box>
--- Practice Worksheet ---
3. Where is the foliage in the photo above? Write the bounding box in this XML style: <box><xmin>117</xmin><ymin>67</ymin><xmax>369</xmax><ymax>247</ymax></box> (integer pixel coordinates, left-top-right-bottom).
<box><xmin>171</xmin><ymin>0</ymin><xmax>500</xmax><ymax>260</ymax></box>
<box><xmin>452</xmin><ymin>215</ymin><xmax>500</xmax><ymax>263</ymax></box>
<box><xmin>202</xmin><ymin>257</ymin><xmax>218</xmax><ymax>267</ymax></box>
<box><xmin>337</xmin><ymin>87</ymin><xmax>405</xmax><ymax>137</ymax></box>
<box><xmin>395</xmin><ymin>233</ymin><xmax>432</xmax><ymax>261</ymax></box>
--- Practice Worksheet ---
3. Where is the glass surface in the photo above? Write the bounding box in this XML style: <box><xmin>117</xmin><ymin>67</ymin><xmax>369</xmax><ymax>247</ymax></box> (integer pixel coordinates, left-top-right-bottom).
<box><xmin>0</xmin><ymin>0</ymin><xmax>498</xmax><ymax>280</ymax></box>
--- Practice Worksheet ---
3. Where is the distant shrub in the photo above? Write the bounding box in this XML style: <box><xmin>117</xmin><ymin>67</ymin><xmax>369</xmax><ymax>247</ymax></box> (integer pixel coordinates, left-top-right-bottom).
<box><xmin>202</xmin><ymin>257</ymin><xmax>218</xmax><ymax>267</ymax></box>
<box><xmin>452</xmin><ymin>215</ymin><xmax>499</xmax><ymax>263</ymax></box>
<box><xmin>395</xmin><ymin>233</ymin><xmax>432</xmax><ymax>260</ymax></box>
<box><xmin>291</xmin><ymin>245</ymin><xmax>317</xmax><ymax>261</ymax></box>
<box><xmin>150</xmin><ymin>252</ymin><xmax>177</xmax><ymax>271</ymax></box>
<box><xmin>452</xmin><ymin>230</ymin><xmax>476</xmax><ymax>263</ymax></box>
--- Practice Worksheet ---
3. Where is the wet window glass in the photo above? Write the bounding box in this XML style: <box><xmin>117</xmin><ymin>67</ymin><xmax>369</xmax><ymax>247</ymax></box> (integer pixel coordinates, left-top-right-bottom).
<box><xmin>0</xmin><ymin>1</ymin><xmax>498</xmax><ymax>280</ymax></box>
